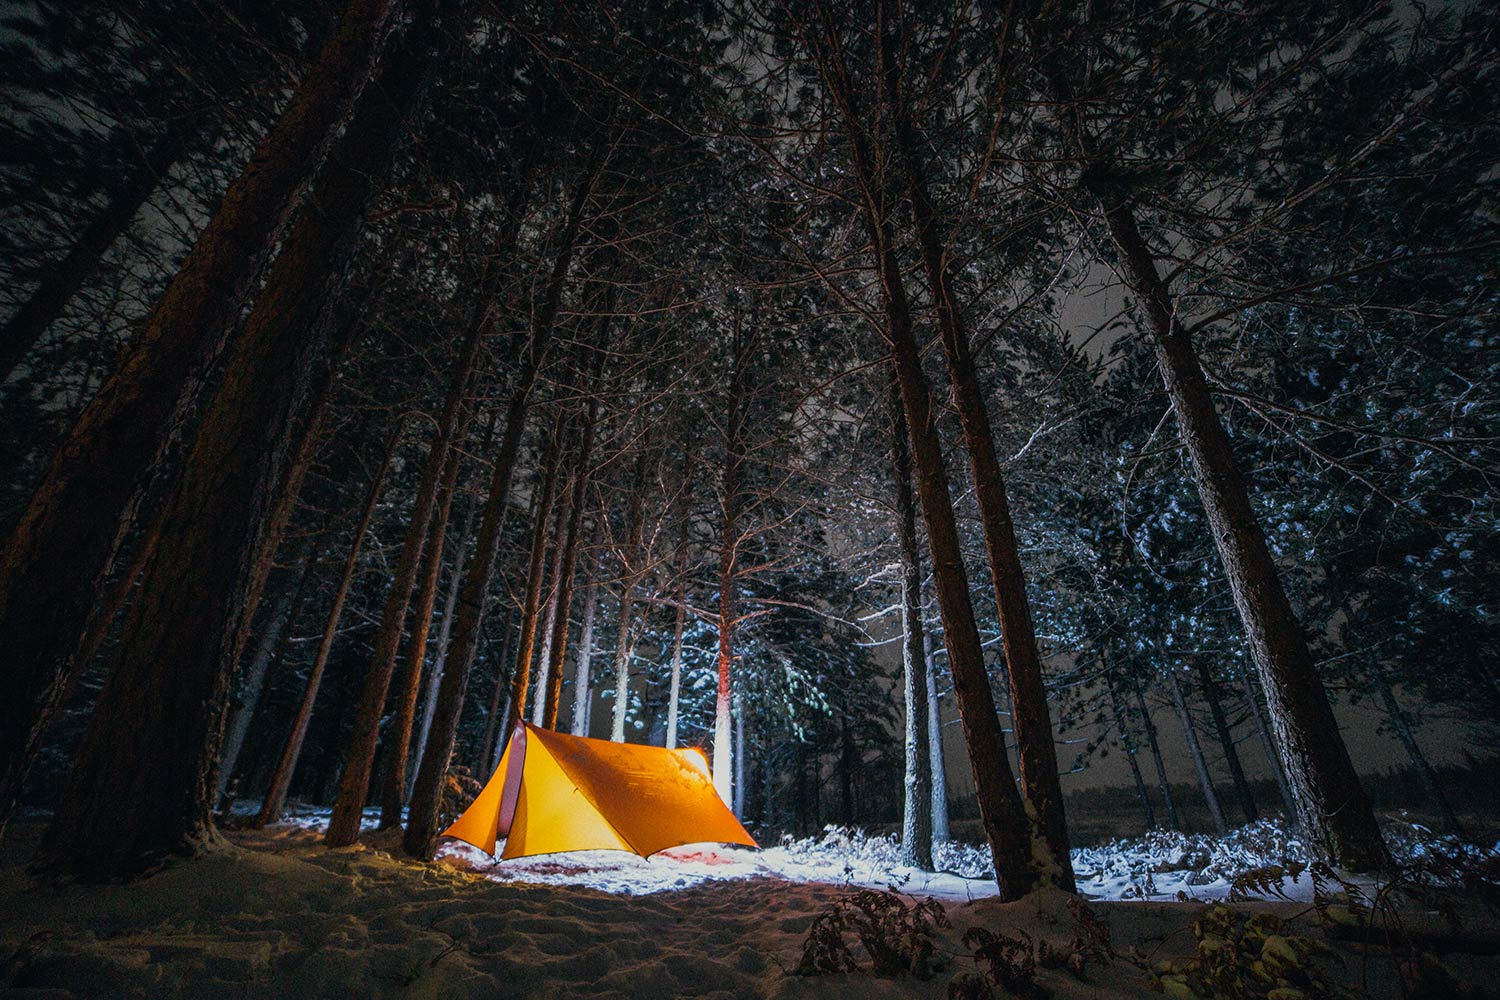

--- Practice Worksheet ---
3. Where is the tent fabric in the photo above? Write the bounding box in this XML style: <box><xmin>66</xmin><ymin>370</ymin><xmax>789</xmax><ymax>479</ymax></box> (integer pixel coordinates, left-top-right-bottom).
<box><xmin>442</xmin><ymin>723</ymin><xmax>758</xmax><ymax>860</ymax></box>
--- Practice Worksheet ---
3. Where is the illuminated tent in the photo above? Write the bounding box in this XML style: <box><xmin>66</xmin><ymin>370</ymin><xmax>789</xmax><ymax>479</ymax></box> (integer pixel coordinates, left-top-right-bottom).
<box><xmin>442</xmin><ymin>722</ymin><xmax>758</xmax><ymax>859</ymax></box>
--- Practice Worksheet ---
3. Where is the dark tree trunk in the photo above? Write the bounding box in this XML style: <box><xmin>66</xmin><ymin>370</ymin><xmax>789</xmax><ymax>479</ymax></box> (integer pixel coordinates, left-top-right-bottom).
<box><xmin>254</xmin><ymin>418</ymin><xmax>403</xmax><ymax>828</ymax></box>
<box><xmin>883</xmin><ymin>10</ymin><xmax>1071</xmax><ymax>889</ymax></box>
<box><xmin>403</xmin><ymin>153</ymin><xmax>597</xmax><ymax>859</ymax></box>
<box><xmin>325</xmin><ymin>317</ymin><xmax>484</xmax><ymax>848</ymax></box>
<box><xmin>378</xmin><ymin>419</ymin><xmax>469</xmax><ymax>829</ymax></box>
<box><xmin>889</xmin><ymin>373</ymin><xmax>933</xmax><ymax>870</ymax></box>
<box><xmin>405</xmin><ymin>380</ymin><xmax>535</xmax><ymax>861</ymax></box>
<box><xmin>880</xmin><ymin>236</ymin><xmax>1036</xmax><ymax>897</ymax></box>
<box><xmin>505</xmin><ymin>413</ymin><xmax>567</xmax><ymax>731</ymax></box>
<box><xmin>32</xmin><ymin>17</ymin><xmax>430</xmax><ymax>875</ymax></box>
<box><xmin>1195</xmin><ymin>658</ymin><xmax>1258</xmax><ymax>824</ymax></box>
<box><xmin>1114</xmin><ymin>199</ymin><xmax>1383</xmax><ymax>865</ymax></box>
<box><xmin>1038</xmin><ymin>44</ymin><xmax>1387</xmax><ymax>870</ymax></box>
<box><xmin>1</xmin><ymin>125</ymin><xmax>188</xmax><ymax>384</ymax></box>
<box><xmin>1241</xmin><ymin>669</ymin><xmax>1297</xmax><ymax>820</ymax></box>
<box><xmin>1166</xmin><ymin>665</ymin><xmax>1227</xmax><ymax>835</ymax></box>
<box><xmin>809</xmin><ymin>7</ymin><xmax>1036</xmax><ymax>898</ymax></box>
<box><xmin>1378</xmin><ymin>678</ymin><xmax>1460</xmax><ymax>835</ymax></box>
<box><xmin>1105</xmin><ymin>665</ymin><xmax>1156</xmax><ymax>831</ymax></box>
<box><xmin>542</xmin><ymin>400</ymin><xmax>599</xmax><ymax>729</ymax></box>
<box><xmin>413</xmin><ymin>479</ymin><xmax>479</xmax><ymax>793</ymax></box>
<box><xmin>1131</xmin><ymin>672</ymin><xmax>1182</xmax><ymax>831</ymax></box>
<box><xmin>216</xmin><ymin>549</ymin><xmax>315</xmax><ymax>806</ymax></box>
<box><xmin>0</xmin><ymin>0</ymin><xmax>399</xmax><ymax>841</ymax></box>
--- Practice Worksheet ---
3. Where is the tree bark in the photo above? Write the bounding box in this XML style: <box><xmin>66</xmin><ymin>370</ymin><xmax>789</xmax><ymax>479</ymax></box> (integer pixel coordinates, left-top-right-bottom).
<box><xmin>413</xmin><ymin>484</ymin><xmax>479</xmax><ymax>793</ymax></box>
<box><xmin>506</xmin><ymin>412</ymin><xmax>567</xmax><ymax>732</ymax></box>
<box><xmin>0</xmin><ymin>125</ymin><xmax>188</xmax><ymax>384</ymax></box>
<box><xmin>570</xmin><ymin>567</ymin><xmax>600</xmax><ymax>738</ymax></box>
<box><xmin>883</xmin><ymin>7</ymin><xmax>1071</xmax><ymax>888</ymax></box>
<box><xmin>253</xmin><ymin>417</ymin><xmax>404</xmax><ymax>828</ymax></box>
<box><xmin>733</xmin><ymin>692</ymin><xmax>747</xmax><ymax>818</ymax></box>
<box><xmin>477</xmin><ymin>611</ymin><xmax>515</xmax><ymax>775</ymax></box>
<box><xmin>1038</xmin><ymin>42</ymin><xmax>1388</xmax><ymax>871</ymax></box>
<box><xmin>1117</xmin><ymin>198</ymin><xmax>1383</xmax><ymax>864</ymax></box>
<box><xmin>1105</xmin><ymin>664</ymin><xmax>1156</xmax><ymax>830</ymax></box>
<box><xmin>609</xmin><ymin>447</ymin><xmax>650</xmax><ymax>743</ymax></box>
<box><xmin>890</xmin><ymin>372</ymin><xmax>933</xmax><ymax>870</ymax></box>
<box><xmin>33</xmin><ymin>17</ymin><xmax>430</xmax><ymax>875</ymax></box>
<box><xmin>712</xmin><ymin>321</ymin><xmax>747</xmax><ymax>803</ymax></box>
<box><xmin>403</xmin><ymin>151</ymin><xmax>597</xmax><ymax>859</ymax></box>
<box><xmin>1166</xmin><ymin>664</ymin><xmax>1227</xmax><ymax>835</ymax></box>
<box><xmin>541</xmin><ymin>409</ymin><xmax>599</xmax><ymax>729</ymax></box>
<box><xmin>663</xmin><ymin>521</ymin><xmax>690</xmax><ymax>749</ymax></box>
<box><xmin>1378</xmin><ymin>678</ymin><xmax>1460</xmax><ymax>835</ymax></box>
<box><xmin>925</xmin><ymin>631</ymin><xmax>949</xmax><ymax>847</ymax></box>
<box><xmin>1241</xmin><ymin>668</ymin><xmax>1297</xmax><ymax>820</ymax></box>
<box><xmin>216</xmin><ymin>549</ymin><xmax>314</xmax><ymax>806</ymax></box>
<box><xmin>531</xmin><ymin>467</ymin><xmax>572</xmax><ymax>726</ymax></box>
<box><xmin>1131</xmin><ymin>671</ymin><xmax>1182</xmax><ymax>831</ymax></box>
<box><xmin>1195</xmin><ymin>657</ymin><xmax>1258</xmax><ymax>824</ymax></box>
<box><xmin>378</xmin><ymin>417</ymin><xmax>469</xmax><ymax>829</ymax></box>
<box><xmin>325</xmin><ymin>314</ymin><xmax>483</xmax><ymax>848</ymax></box>
<box><xmin>809</xmin><ymin>7</ymin><xmax>1036</xmax><ymax>897</ymax></box>
<box><xmin>0</xmin><ymin>0</ymin><xmax>399</xmax><ymax>842</ymax></box>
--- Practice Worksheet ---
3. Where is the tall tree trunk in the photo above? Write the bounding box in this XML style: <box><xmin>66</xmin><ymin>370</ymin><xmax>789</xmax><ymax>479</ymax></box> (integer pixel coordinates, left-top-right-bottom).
<box><xmin>663</xmin><ymin>524</ymin><xmax>690</xmax><ymax>750</ymax></box>
<box><xmin>734</xmin><ymin>693</ymin><xmax>747</xmax><ymax>818</ymax></box>
<box><xmin>0</xmin><ymin>0</ymin><xmax>399</xmax><ymax>840</ymax></box>
<box><xmin>1241</xmin><ymin>668</ymin><xmax>1297</xmax><ymax>820</ymax></box>
<box><xmin>1131</xmin><ymin>671</ymin><xmax>1182</xmax><ymax>831</ymax></box>
<box><xmin>479</xmin><ymin>487</ymin><xmax>534</xmax><ymax>773</ymax></box>
<box><xmin>610</xmin><ymin>445</ymin><xmax>650</xmax><ymax>743</ymax></box>
<box><xmin>883</xmin><ymin>8</ymin><xmax>1071</xmax><ymax>888</ymax></box>
<box><xmin>1105</xmin><ymin>665</ymin><xmax>1156</xmax><ymax>831</ymax></box>
<box><xmin>413</xmin><ymin>489</ymin><xmax>478</xmax><ymax>792</ymax></box>
<box><xmin>890</xmin><ymin>373</ymin><xmax>933</xmax><ymax>869</ymax></box>
<box><xmin>810</xmin><ymin>9</ymin><xmax>1036</xmax><ymax>897</ymax></box>
<box><xmin>1195</xmin><ymin>658</ymin><xmax>1258</xmax><ymax>824</ymax></box>
<box><xmin>924</xmin><ymin>631</ymin><xmax>949</xmax><ymax>847</ymax></box>
<box><xmin>530</xmin><ymin>467</ymin><xmax>572</xmax><ymax>726</ymax></box>
<box><xmin>1038</xmin><ymin>43</ymin><xmax>1387</xmax><ymax>871</ymax></box>
<box><xmin>1</xmin><ymin>125</ymin><xmax>189</xmax><ymax>383</ymax></box>
<box><xmin>570</xmin><ymin>568</ymin><xmax>600</xmax><ymax>738</ymax></box>
<box><xmin>254</xmin><ymin>417</ymin><xmax>404</xmax><ymax>828</ymax></box>
<box><xmin>216</xmin><ymin>549</ymin><xmax>315</xmax><ymax>806</ymax></box>
<box><xmin>378</xmin><ymin>418</ymin><xmax>469</xmax><ymax>829</ymax></box>
<box><xmin>1166</xmin><ymin>665</ymin><xmax>1227</xmax><ymax>835</ymax></box>
<box><xmin>33</xmin><ymin>19</ymin><xmax>432</xmax><ymax>874</ymax></box>
<box><xmin>1377</xmin><ymin>677</ymin><xmax>1460</xmax><ymax>835</ymax></box>
<box><xmin>712</xmin><ymin>316</ymin><xmax>748</xmax><ymax>804</ymax></box>
<box><xmin>541</xmin><ymin>405</ymin><xmax>600</xmax><ymax>729</ymax></box>
<box><xmin>505</xmin><ymin>412</ymin><xmax>567</xmax><ymax>732</ymax></box>
<box><xmin>326</xmin><ymin>315</ymin><xmax>483</xmax><ymax>848</ymax></box>
<box><xmin>1119</xmin><ymin>196</ymin><xmax>1382</xmax><ymax>863</ymax></box>
<box><xmin>609</xmin><ymin>589</ymin><xmax>638</xmax><ymax>742</ymax></box>
<box><xmin>402</xmin><ymin>151</ymin><xmax>597</xmax><ymax>860</ymax></box>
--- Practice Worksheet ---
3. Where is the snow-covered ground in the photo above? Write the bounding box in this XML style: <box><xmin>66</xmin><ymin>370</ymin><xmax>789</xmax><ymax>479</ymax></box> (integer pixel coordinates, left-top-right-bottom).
<box><xmin>254</xmin><ymin>801</ymin><xmax>1494</xmax><ymax>904</ymax></box>
<box><xmin>5</xmin><ymin>812</ymin><xmax>1497</xmax><ymax>998</ymax></box>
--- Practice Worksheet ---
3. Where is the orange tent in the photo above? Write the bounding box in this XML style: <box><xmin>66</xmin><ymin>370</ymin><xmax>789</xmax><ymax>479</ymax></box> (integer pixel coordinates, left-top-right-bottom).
<box><xmin>442</xmin><ymin>723</ymin><xmax>758</xmax><ymax>860</ymax></box>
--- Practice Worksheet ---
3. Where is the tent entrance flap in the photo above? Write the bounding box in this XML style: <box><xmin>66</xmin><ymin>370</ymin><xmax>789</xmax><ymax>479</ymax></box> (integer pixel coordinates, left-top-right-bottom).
<box><xmin>441</xmin><ymin>723</ymin><xmax>758</xmax><ymax>860</ymax></box>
